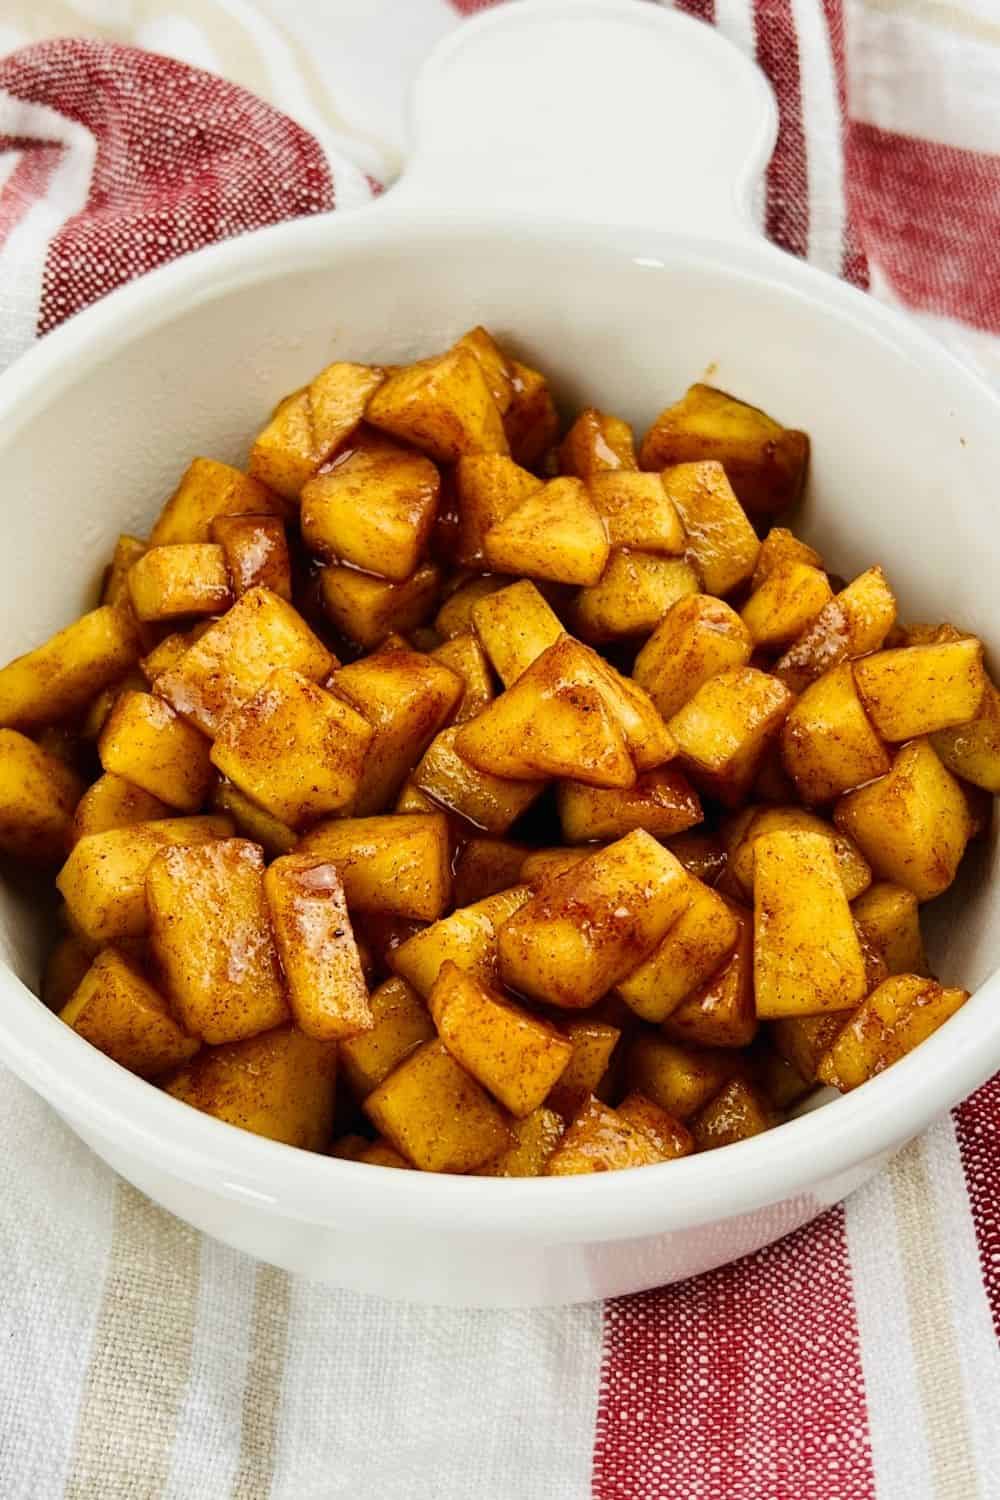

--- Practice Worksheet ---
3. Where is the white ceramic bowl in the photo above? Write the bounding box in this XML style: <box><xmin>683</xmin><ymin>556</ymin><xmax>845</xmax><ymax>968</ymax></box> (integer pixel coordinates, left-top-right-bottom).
<box><xmin>1</xmin><ymin>0</ymin><xmax>999</xmax><ymax>1308</ymax></box>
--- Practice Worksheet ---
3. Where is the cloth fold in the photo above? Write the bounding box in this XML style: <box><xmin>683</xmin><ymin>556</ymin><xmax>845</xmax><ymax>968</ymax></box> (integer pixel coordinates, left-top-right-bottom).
<box><xmin>1</xmin><ymin>4</ymin><xmax>999</xmax><ymax>1497</ymax></box>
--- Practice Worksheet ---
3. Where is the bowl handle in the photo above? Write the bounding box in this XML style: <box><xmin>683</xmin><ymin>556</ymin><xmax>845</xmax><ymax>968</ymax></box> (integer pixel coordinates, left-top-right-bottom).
<box><xmin>388</xmin><ymin>0</ymin><xmax>777</xmax><ymax>246</ymax></box>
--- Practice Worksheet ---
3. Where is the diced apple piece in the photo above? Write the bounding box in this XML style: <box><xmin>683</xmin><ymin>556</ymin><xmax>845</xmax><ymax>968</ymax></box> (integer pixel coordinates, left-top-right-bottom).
<box><xmin>834</xmin><ymin>740</ymin><xmax>973</xmax><ymax>901</ymax></box>
<box><xmin>319</xmin><ymin>562</ymin><xmax>441</xmax><ymax>650</ymax></box>
<box><xmin>471</xmin><ymin>579</ymin><xmax>563</xmax><ymax>686</ymax></box>
<box><xmin>412</xmin><ymin>726</ymin><xmax>544</xmax><ymax>834</ymax></box>
<box><xmin>366</xmin><ymin>348</ymin><xmax>509</xmax><ymax>462</ymax></box>
<box><xmin>483</xmin><ymin>477</ymin><xmax>609</xmax><ymax>586</ymax></box>
<box><xmin>691</xmin><ymin>1078</ymin><xmax>773</xmax><ymax>1150</ymax></box>
<box><xmin>617</xmin><ymin>879</ymin><xmax>739</xmax><ymax>1021</ymax></box>
<box><xmin>660</xmin><ymin>460</ymin><xmax>760</xmax><ymax>595</ymax></box>
<box><xmin>781</xmin><ymin>662</ymin><xmax>890</xmax><ymax>803</ymax></box>
<box><xmin>164</xmin><ymin>1026</ymin><xmax>337</xmax><ymax>1149</ymax></box>
<box><xmin>428</xmin><ymin>961</ymin><xmax>572</xmax><ymax>1117</ymax></box>
<box><xmin>147</xmin><ymin>839</ymin><xmax>288</xmax><ymax>1044</ymax></box>
<box><xmin>633</xmin><ymin>594</ymin><xmax>752</xmax><ymax>720</ymax></box>
<box><xmin>545</xmin><ymin>1096</ymin><xmax>668</xmax><ymax>1174</ymax></box>
<box><xmin>41</xmin><ymin>932</ymin><xmax>92</xmax><ymax>1011</ymax></box>
<box><xmin>640</xmin><ymin>384</ymin><xmax>809</xmax><ymax>518</ymax></box>
<box><xmin>504</xmin><ymin>359</ymin><xmax>559</xmax><ymax>469</ymax></box>
<box><xmin>854</xmin><ymin>640</ymin><xmax>986</xmax><ymax>741</ymax></box>
<box><xmin>211</xmin><ymin>782</ymin><xmax>297</xmax><ymax>858</ymax></box>
<box><xmin>455</xmin><ymin>454</ymin><xmax>542</xmax><ymax>566</ymax></box>
<box><xmin>669</xmin><ymin>667</ymin><xmax>794</xmax><ymax>806</ymax></box>
<box><xmin>127</xmin><ymin>544</ymin><xmax>232</xmax><ymax>622</ymax></box>
<box><xmin>211</xmin><ymin>514</ymin><xmax>292</xmax><ymax>600</ymax></box>
<box><xmin>298</xmin><ymin>812</ymin><xmax>451</xmax><ymax>920</ymax></box>
<box><xmin>151</xmin><ymin>457</ymin><xmax>280</xmax><ymax>544</ymax></box>
<box><xmin>158</xmin><ymin>587</ymin><xmax>333</xmax><ymax>737</ymax></box>
<box><xmin>390</xmin><ymin>885</ymin><xmax>532</xmax><ymax>997</ymax></box>
<box><xmin>99</xmin><ymin>690</ymin><xmax>213</xmax><ymax>812</ymax></box>
<box><xmin>931</xmin><ymin>675</ymin><xmax>1000</xmax><ymax>792</ymax></box>
<box><xmin>770</xmin><ymin>1013</ymin><xmax>847</xmax><ymax>1083</ymax></box>
<box><xmin>752</xmin><ymin>528</ymin><xmax>823</xmax><ymax>590</ymax></box>
<box><xmin>616</xmin><ymin>1093</ymin><xmax>694</xmax><ymax>1159</ymax></box>
<box><xmin>572</xmin><ymin>551</ymin><xmax>700</xmax><ymax>642</ymax></box>
<box><xmin>453</xmin><ymin>838</ymin><xmax>530</xmax><ymax>906</ymax></box>
<box><xmin>453</xmin><ymin>326</ymin><xmax>514</xmax><ymax>413</ymax></box>
<box><xmin>476</xmin><ymin>1107</ymin><xmax>566</xmax><ymax>1177</ymax></box>
<box><xmin>774</xmin><ymin>566</ymin><xmax>896</xmax><ymax>691</ymax></box>
<box><xmin>740</xmin><ymin>562</ymin><xmax>832</xmax><ymax>649</ymax></box>
<box><xmin>430</xmin><ymin>633</ymin><xmax>494</xmax><ymax>724</ymax></box>
<box><xmin>339</xmin><ymin>976</ymin><xmax>434</xmax><ymax>1098</ymax></box>
<box><xmin>60</xmin><ymin>947</ymin><xmax>199</xmax><ymax>1077</ymax></box>
<box><xmin>817</xmin><ymin>974</ymin><xmax>968</xmax><ymax>1091</ymax></box>
<box><xmin>0</xmin><ymin>606</ymin><xmax>140</xmax><ymax>730</ymax></box>
<box><xmin>546</xmin><ymin>1019</ymin><xmax>622</xmax><ymax>1117</ymax></box>
<box><xmin>586</xmin><ymin>470</ymin><xmax>686</xmax><ymax>553</ymax></box>
<box><xmin>264</xmin><ymin>855</ymin><xmax>371</xmax><ymax>1040</ymax></box>
<box><xmin>559</xmin><ymin>408</ymin><xmax>637</xmax><ymax>477</ymax></box>
<box><xmin>248</xmin><ymin>363</ymin><xmax>385</xmax><ymax>500</ymax></box>
<box><xmin>0</xmin><ymin>729</ymin><xmax>82</xmax><ymax>861</ymax></box>
<box><xmin>557</xmin><ymin>766</ymin><xmax>701</xmax><ymax>842</ymax></box>
<box><xmin>365</xmin><ymin>1039</ymin><xmax>510</xmax><ymax>1172</ymax></box>
<box><xmin>624</xmin><ymin>1035</ymin><xmax>742</xmax><ymax>1118</ymax></box>
<box><xmin>664</xmin><ymin>907</ymin><xmax>757</xmax><ymax>1048</ymax></box>
<box><xmin>724</xmin><ymin>805</ymin><xmax>872</xmax><ymax>902</ymax></box>
<box><xmin>753</xmin><ymin>829</ymin><xmax>868</xmax><ymax>1019</ymax></box>
<box><xmin>497</xmin><ymin>831</ymin><xmax>691</xmax><ymax>1009</ymax></box>
<box><xmin>852</xmin><ymin>883</ymin><xmax>928</xmax><ymax>977</ymax></box>
<box><xmin>331</xmin><ymin>645</ymin><xmax>462</xmax><ymax>814</ymax></box>
<box><xmin>301</xmin><ymin>433</ymin><xmax>440</xmax><ymax>581</ymax></box>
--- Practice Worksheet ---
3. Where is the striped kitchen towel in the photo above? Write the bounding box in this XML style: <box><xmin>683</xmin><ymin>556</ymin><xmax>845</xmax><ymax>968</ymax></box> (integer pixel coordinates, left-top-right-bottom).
<box><xmin>1</xmin><ymin>3</ymin><xmax>1000</xmax><ymax>1497</ymax></box>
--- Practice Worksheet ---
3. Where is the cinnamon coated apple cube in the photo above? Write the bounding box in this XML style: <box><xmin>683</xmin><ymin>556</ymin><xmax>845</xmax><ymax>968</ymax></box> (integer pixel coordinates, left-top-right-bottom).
<box><xmin>297</xmin><ymin>813</ymin><xmax>451</xmax><ymax>920</ymax></box>
<box><xmin>413</xmin><ymin>726</ymin><xmax>544</xmax><ymax>835</ymax></box>
<box><xmin>496</xmin><ymin>831</ymin><xmax>691</xmax><ymax>1009</ymax></box>
<box><xmin>330</xmin><ymin>644</ymin><xmax>462</xmax><ymax>814</ymax></box>
<box><xmin>544</xmin><ymin>1096</ymin><xmax>667</xmax><ymax>1174</ymax></box>
<box><xmin>519</xmin><ymin>847</ymin><xmax>595</xmax><ymax>887</ymax></box>
<box><xmin>624</xmin><ymin>1035</ymin><xmax>743</xmax><ymax>1119</ymax></box>
<box><xmin>851</xmin><ymin>882</ymin><xmax>928</xmax><ymax>976</ymax></box>
<box><xmin>455</xmin><ymin>454</ymin><xmax>542</xmax><ymax>566</ymax></box>
<box><xmin>99</xmin><ymin>690</ymin><xmax>214</xmax><ymax>812</ymax></box>
<box><xmin>0</xmin><ymin>605</ymin><xmax>140</xmax><ymax>730</ymax></box>
<box><xmin>753</xmin><ymin>830</ymin><xmax>868</xmax><ymax>1019</ymax></box>
<box><xmin>545</xmin><ymin>1018</ymin><xmax>621</xmax><ymax>1117</ymax></box>
<box><xmin>430</xmin><ymin>633</ymin><xmax>494</xmax><ymax>724</ymax></box>
<box><xmin>834</xmin><ymin>739</ymin><xmax>973</xmax><ymax>901</ymax></box>
<box><xmin>248</xmin><ymin>362</ymin><xmax>385</xmax><ymax>500</ymax></box>
<box><xmin>483</xmin><ymin>477</ymin><xmax>609</xmax><ymax>586</ymax></box>
<box><xmin>151</xmin><ymin>457</ymin><xmax>280</xmax><ymax>545</ymax></box>
<box><xmin>127</xmin><ymin>544</ymin><xmax>232</xmax><ymax>622</ymax></box>
<box><xmin>147</xmin><ymin>839</ymin><xmax>288</xmax><ymax>1044</ymax></box>
<box><xmin>452</xmin><ymin>838</ymin><xmax>530</xmax><ymax>907</ymax></box>
<box><xmin>339</xmin><ymin>976</ymin><xmax>435</xmax><ymax>1099</ymax></box>
<box><xmin>476</xmin><ymin>1107</ymin><xmax>566</xmax><ymax>1177</ymax></box>
<box><xmin>752</xmin><ymin>527</ymin><xmax>823</xmax><ymax>590</ymax></box>
<box><xmin>586</xmin><ymin>470</ymin><xmax>685</xmax><ymax>553</ymax></box>
<box><xmin>770</xmin><ymin>1013</ymin><xmax>848</xmax><ymax>1083</ymax></box>
<box><xmin>504</xmin><ymin>358</ymin><xmax>559</xmax><ymax>469</ymax></box>
<box><xmin>57</xmin><ymin>815</ymin><xmax>232</xmax><ymax>944</ymax></box>
<box><xmin>617</xmin><ymin>879</ymin><xmax>739</xmax><ymax>1021</ymax></box>
<box><xmin>60</xmin><ymin>947</ymin><xmax>199</xmax><ymax>1078</ymax></box>
<box><xmin>664</xmin><ymin>907</ymin><xmax>757</xmax><ymax>1049</ymax></box>
<box><xmin>774</xmin><ymin>566</ymin><xmax>896</xmax><ymax>691</ymax></box>
<box><xmin>817</xmin><ymin>974</ymin><xmax>968</xmax><ymax>1092</ymax></box>
<box><xmin>319</xmin><ymin>562</ymin><xmax>441</xmax><ymax>649</ymax></box>
<box><xmin>211</xmin><ymin>514</ymin><xmax>292</xmax><ymax>600</ymax></box>
<box><xmin>0</xmin><ymin>729</ymin><xmax>82</xmax><ymax>862</ymax></box>
<box><xmin>453</xmin><ymin>326</ymin><xmax>514</xmax><ymax>413</ymax></box>
<box><xmin>157</xmin><ymin>587</ymin><xmax>333</xmax><ymax>737</ymax></box>
<box><xmin>640</xmin><ymin>385</ymin><xmax>808</xmax><ymax>518</ymax></box>
<box><xmin>571</xmin><ymin>551</ymin><xmax>700</xmax><ymax>642</ymax></box>
<box><xmin>264</xmin><ymin>855</ymin><xmax>371</xmax><ymax>1041</ymax></box>
<box><xmin>101</xmin><ymin>534</ymin><xmax>148</xmax><ymax>608</ymax></box>
<box><xmin>740</xmin><ymin>562</ymin><xmax>833</xmax><ymax>649</ymax></box>
<box><xmin>691</xmin><ymin>1078</ymin><xmax>773</xmax><ymax>1150</ymax></box>
<box><xmin>616</xmin><ymin>1093</ymin><xmax>695</xmax><ymax>1160</ymax></box>
<box><xmin>723</xmin><ymin>805</ymin><xmax>871</xmax><ymax>902</ymax></box>
<box><xmin>659</xmin><ymin>460</ymin><xmax>760</xmax><ymax>595</ymax></box>
<box><xmin>559</xmin><ymin>408</ymin><xmax>637</xmax><ymax>477</ymax></box>
<box><xmin>557</xmin><ymin>766</ymin><xmax>701</xmax><ymax>843</ymax></box>
<box><xmin>471</xmin><ymin>579</ymin><xmax>563</xmax><ymax>686</ymax></box>
<box><xmin>456</xmin><ymin>638</ymin><xmax>635</xmax><ymax>788</ymax></box>
<box><xmin>428</xmin><ymin>962</ymin><xmax>572</xmax><ymax>1117</ymax></box>
<box><xmin>434</xmin><ymin>575</ymin><xmax>508</xmax><ymax>640</ymax></box>
<box><xmin>669</xmin><ymin>667</ymin><xmax>794</xmax><ymax>806</ymax></box>
<box><xmin>365</xmin><ymin>1039</ymin><xmax>511</xmax><ymax>1172</ymax></box>
<box><xmin>389</xmin><ymin>885</ymin><xmax>533</xmax><ymax>997</ymax></box>
<box><xmin>853</xmin><ymin>639</ymin><xmax>985</xmax><ymax>742</ymax></box>
<box><xmin>366</xmin><ymin>347</ymin><xmax>509</xmax><ymax>462</ymax></box>
<box><xmin>211</xmin><ymin>668</ymin><xmax>372</xmax><ymax>827</ymax></box>
<box><xmin>301</xmin><ymin>433</ymin><xmax>440</xmax><ymax>581</ymax></box>
<box><xmin>633</xmin><ymin>594</ymin><xmax>752</xmax><ymax>720</ymax></box>
<box><xmin>931</xmin><ymin>674</ymin><xmax>1000</xmax><ymax>792</ymax></box>
<box><xmin>164</xmin><ymin>1026</ymin><xmax>337</xmax><ymax>1149</ymax></box>
<box><xmin>780</xmin><ymin>662</ymin><xmax>891</xmax><ymax>803</ymax></box>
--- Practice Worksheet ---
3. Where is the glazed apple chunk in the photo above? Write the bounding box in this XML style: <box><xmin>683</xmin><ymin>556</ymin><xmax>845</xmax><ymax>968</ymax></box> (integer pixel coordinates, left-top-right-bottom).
<box><xmin>5</xmin><ymin>325</ymin><xmax>988</xmax><ymax>1175</ymax></box>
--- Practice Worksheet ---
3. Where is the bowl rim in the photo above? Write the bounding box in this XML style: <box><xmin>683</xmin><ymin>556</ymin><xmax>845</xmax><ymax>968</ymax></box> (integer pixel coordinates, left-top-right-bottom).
<box><xmin>2</xmin><ymin>207</ymin><xmax>1000</xmax><ymax>1242</ymax></box>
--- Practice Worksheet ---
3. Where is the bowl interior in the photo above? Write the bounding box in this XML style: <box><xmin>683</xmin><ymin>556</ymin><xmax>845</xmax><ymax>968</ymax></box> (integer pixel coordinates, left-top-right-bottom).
<box><xmin>1</xmin><ymin>216</ymin><xmax>998</xmax><ymax>1086</ymax></box>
